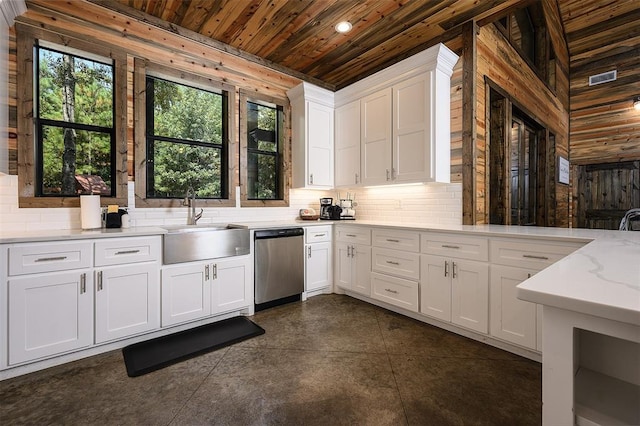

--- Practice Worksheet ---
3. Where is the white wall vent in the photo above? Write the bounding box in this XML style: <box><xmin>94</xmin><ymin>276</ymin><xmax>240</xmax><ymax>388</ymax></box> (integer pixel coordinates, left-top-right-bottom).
<box><xmin>589</xmin><ymin>70</ymin><xmax>617</xmax><ymax>86</ymax></box>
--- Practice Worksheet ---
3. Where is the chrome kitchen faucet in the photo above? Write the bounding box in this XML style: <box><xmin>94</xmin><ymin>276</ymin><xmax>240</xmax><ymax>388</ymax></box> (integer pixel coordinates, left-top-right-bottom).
<box><xmin>184</xmin><ymin>187</ymin><xmax>203</xmax><ymax>225</ymax></box>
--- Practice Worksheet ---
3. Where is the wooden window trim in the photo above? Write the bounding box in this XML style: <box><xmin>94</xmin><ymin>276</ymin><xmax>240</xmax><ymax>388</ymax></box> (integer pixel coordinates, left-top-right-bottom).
<box><xmin>133</xmin><ymin>59</ymin><xmax>236</xmax><ymax>208</ymax></box>
<box><xmin>239</xmin><ymin>90</ymin><xmax>291</xmax><ymax>208</ymax></box>
<box><xmin>16</xmin><ymin>23</ymin><xmax>128</xmax><ymax>208</ymax></box>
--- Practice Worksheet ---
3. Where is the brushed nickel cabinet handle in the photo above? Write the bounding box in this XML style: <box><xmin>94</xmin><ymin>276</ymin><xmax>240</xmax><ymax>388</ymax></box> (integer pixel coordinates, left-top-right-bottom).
<box><xmin>97</xmin><ymin>271</ymin><xmax>103</xmax><ymax>291</ymax></box>
<box><xmin>35</xmin><ymin>256</ymin><xmax>67</xmax><ymax>262</ymax></box>
<box><xmin>213</xmin><ymin>264</ymin><xmax>218</xmax><ymax>280</ymax></box>
<box><xmin>452</xmin><ymin>262</ymin><xmax>457</xmax><ymax>279</ymax></box>
<box><xmin>523</xmin><ymin>254</ymin><xmax>549</xmax><ymax>260</ymax></box>
<box><xmin>386</xmin><ymin>169</ymin><xmax>390</xmax><ymax>181</ymax></box>
<box><xmin>351</xmin><ymin>245</ymin><xmax>356</xmax><ymax>258</ymax></box>
<box><xmin>355</xmin><ymin>173</ymin><xmax>359</xmax><ymax>184</ymax></box>
<box><xmin>386</xmin><ymin>239</ymin><xmax>400</xmax><ymax>243</ymax></box>
<box><xmin>386</xmin><ymin>260</ymin><xmax>400</xmax><ymax>266</ymax></box>
<box><xmin>346</xmin><ymin>234</ymin><xmax>357</xmax><ymax>237</ymax></box>
<box><xmin>441</xmin><ymin>245</ymin><xmax>460</xmax><ymax>249</ymax></box>
<box><xmin>308</xmin><ymin>246</ymin><xmax>312</xmax><ymax>258</ymax></box>
<box><xmin>314</xmin><ymin>233</ymin><xmax>326</xmax><ymax>238</ymax></box>
<box><xmin>80</xmin><ymin>273</ymin><xmax>86</xmax><ymax>294</ymax></box>
<box><xmin>347</xmin><ymin>246</ymin><xmax>352</xmax><ymax>257</ymax></box>
<box><xmin>115</xmin><ymin>249</ymin><xmax>140</xmax><ymax>255</ymax></box>
<box><xmin>384</xmin><ymin>288</ymin><xmax>398</xmax><ymax>294</ymax></box>
<box><xmin>310</xmin><ymin>174</ymin><xmax>314</xmax><ymax>184</ymax></box>
<box><xmin>444</xmin><ymin>260</ymin><xmax>449</xmax><ymax>277</ymax></box>
<box><xmin>205</xmin><ymin>264</ymin><xmax>210</xmax><ymax>281</ymax></box>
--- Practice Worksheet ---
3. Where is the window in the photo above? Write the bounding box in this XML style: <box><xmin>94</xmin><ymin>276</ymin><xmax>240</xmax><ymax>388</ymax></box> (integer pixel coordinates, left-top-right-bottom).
<box><xmin>240</xmin><ymin>91</ymin><xmax>290</xmax><ymax>207</ymax></box>
<box><xmin>133</xmin><ymin>60</ymin><xmax>235</xmax><ymax>208</ymax></box>
<box><xmin>16</xmin><ymin>25</ymin><xmax>127</xmax><ymax>207</ymax></box>
<box><xmin>246</xmin><ymin>101</ymin><xmax>283</xmax><ymax>200</ymax></box>
<box><xmin>36</xmin><ymin>45</ymin><xmax>115</xmax><ymax>197</ymax></box>
<box><xmin>493</xmin><ymin>1</ymin><xmax>555</xmax><ymax>91</ymax></box>
<box><xmin>145</xmin><ymin>76</ymin><xmax>227</xmax><ymax>199</ymax></box>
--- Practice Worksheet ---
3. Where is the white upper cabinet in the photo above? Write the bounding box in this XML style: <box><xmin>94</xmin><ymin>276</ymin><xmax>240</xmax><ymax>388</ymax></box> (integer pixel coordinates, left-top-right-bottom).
<box><xmin>361</xmin><ymin>88</ymin><xmax>392</xmax><ymax>185</ymax></box>
<box><xmin>335</xmin><ymin>43</ymin><xmax>459</xmax><ymax>186</ymax></box>
<box><xmin>334</xmin><ymin>100</ymin><xmax>361</xmax><ymax>187</ymax></box>
<box><xmin>287</xmin><ymin>82</ymin><xmax>334</xmax><ymax>189</ymax></box>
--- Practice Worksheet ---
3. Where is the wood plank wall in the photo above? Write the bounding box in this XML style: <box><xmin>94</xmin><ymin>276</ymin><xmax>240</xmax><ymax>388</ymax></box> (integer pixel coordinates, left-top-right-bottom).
<box><xmin>475</xmin><ymin>23</ymin><xmax>570</xmax><ymax>226</ymax></box>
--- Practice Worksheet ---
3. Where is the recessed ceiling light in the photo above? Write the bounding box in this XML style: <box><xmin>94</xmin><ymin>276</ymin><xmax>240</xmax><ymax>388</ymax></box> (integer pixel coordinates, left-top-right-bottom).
<box><xmin>335</xmin><ymin>21</ymin><xmax>352</xmax><ymax>33</ymax></box>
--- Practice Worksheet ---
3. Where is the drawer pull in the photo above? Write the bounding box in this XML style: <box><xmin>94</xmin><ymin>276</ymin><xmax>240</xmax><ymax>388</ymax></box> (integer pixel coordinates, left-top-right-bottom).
<box><xmin>522</xmin><ymin>254</ymin><xmax>549</xmax><ymax>260</ymax></box>
<box><xmin>115</xmin><ymin>249</ymin><xmax>140</xmax><ymax>255</ymax></box>
<box><xmin>385</xmin><ymin>260</ymin><xmax>400</xmax><ymax>266</ymax></box>
<box><xmin>386</xmin><ymin>239</ymin><xmax>400</xmax><ymax>243</ymax></box>
<box><xmin>314</xmin><ymin>233</ymin><xmax>326</xmax><ymax>238</ymax></box>
<box><xmin>35</xmin><ymin>256</ymin><xmax>67</xmax><ymax>262</ymax></box>
<box><xmin>384</xmin><ymin>288</ymin><xmax>399</xmax><ymax>294</ymax></box>
<box><xmin>441</xmin><ymin>245</ymin><xmax>460</xmax><ymax>249</ymax></box>
<box><xmin>346</xmin><ymin>234</ymin><xmax>357</xmax><ymax>237</ymax></box>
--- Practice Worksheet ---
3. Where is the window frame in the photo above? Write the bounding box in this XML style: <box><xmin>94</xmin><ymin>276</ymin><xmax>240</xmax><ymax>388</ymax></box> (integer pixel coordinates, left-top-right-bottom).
<box><xmin>16</xmin><ymin>24</ymin><xmax>128</xmax><ymax>207</ymax></box>
<box><xmin>239</xmin><ymin>90</ymin><xmax>290</xmax><ymax>207</ymax></box>
<box><xmin>133</xmin><ymin>59</ymin><xmax>236</xmax><ymax>208</ymax></box>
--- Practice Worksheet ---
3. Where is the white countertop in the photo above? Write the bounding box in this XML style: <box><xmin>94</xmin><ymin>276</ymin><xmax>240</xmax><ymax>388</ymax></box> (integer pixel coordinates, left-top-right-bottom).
<box><xmin>2</xmin><ymin>219</ymin><xmax>638</xmax><ymax>326</ymax></box>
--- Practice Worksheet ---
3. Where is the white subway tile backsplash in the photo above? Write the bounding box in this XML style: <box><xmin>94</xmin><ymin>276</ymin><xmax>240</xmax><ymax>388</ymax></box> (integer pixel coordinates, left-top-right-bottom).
<box><xmin>0</xmin><ymin>175</ymin><xmax>462</xmax><ymax>231</ymax></box>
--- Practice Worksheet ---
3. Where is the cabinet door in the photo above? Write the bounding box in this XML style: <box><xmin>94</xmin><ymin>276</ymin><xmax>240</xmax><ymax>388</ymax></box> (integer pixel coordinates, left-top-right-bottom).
<box><xmin>306</xmin><ymin>242</ymin><xmax>332</xmax><ymax>292</ymax></box>
<box><xmin>352</xmin><ymin>244</ymin><xmax>372</xmax><ymax>296</ymax></box>
<box><xmin>361</xmin><ymin>88</ymin><xmax>392</xmax><ymax>185</ymax></box>
<box><xmin>161</xmin><ymin>263</ymin><xmax>210</xmax><ymax>326</ymax></box>
<box><xmin>95</xmin><ymin>263</ymin><xmax>160</xmax><ymax>344</ymax></box>
<box><xmin>420</xmin><ymin>255</ymin><xmax>451</xmax><ymax>322</ymax></box>
<box><xmin>335</xmin><ymin>100</ymin><xmax>361</xmax><ymax>187</ymax></box>
<box><xmin>393</xmin><ymin>73</ymin><xmax>431</xmax><ymax>182</ymax></box>
<box><xmin>451</xmin><ymin>259</ymin><xmax>489</xmax><ymax>333</ymax></box>
<box><xmin>334</xmin><ymin>242</ymin><xmax>353</xmax><ymax>290</ymax></box>
<box><xmin>307</xmin><ymin>101</ymin><xmax>334</xmax><ymax>187</ymax></box>
<box><xmin>489</xmin><ymin>264</ymin><xmax>538</xmax><ymax>349</ymax></box>
<box><xmin>212</xmin><ymin>257</ymin><xmax>250</xmax><ymax>314</ymax></box>
<box><xmin>8</xmin><ymin>271</ymin><xmax>93</xmax><ymax>365</ymax></box>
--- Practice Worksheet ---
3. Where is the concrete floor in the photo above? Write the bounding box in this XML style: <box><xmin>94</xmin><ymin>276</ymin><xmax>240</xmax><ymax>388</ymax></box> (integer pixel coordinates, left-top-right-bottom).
<box><xmin>0</xmin><ymin>294</ymin><xmax>541</xmax><ymax>425</ymax></box>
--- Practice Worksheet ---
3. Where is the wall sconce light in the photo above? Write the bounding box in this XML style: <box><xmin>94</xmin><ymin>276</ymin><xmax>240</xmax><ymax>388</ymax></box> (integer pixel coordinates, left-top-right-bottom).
<box><xmin>634</xmin><ymin>96</ymin><xmax>640</xmax><ymax>111</ymax></box>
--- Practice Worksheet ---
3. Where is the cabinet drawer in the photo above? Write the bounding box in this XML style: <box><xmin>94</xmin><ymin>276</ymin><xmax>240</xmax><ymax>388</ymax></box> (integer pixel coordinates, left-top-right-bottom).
<box><xmin>371</xmin><ymin>272</ymin><xmax>418</xmax><ymax>312</ymax></box>
<box><xmin>95</xmin><ymin>236</ymin><xmax>161</xmax><ymax>267</ymax></box>
<box><xmin>490</xmin><ymin>238</ymin><xmax>583</xmax><ymax>269</ymax></box>
<box><xmin>371</xmin><ymin>247</ymin><xmax>420</xmax><ymax>280</ymax></box>
<box><xmin>9</xmin><ymin>241</ymin><xmax>93</xmax><ymax>276</ymax></box>
<box><xmin>305</xmin><ymin>226</ymin><xmax>332</xmax><ymax>244</ymax></box>
<box><xmin>372</xmin><ymin>228</ymin><xmax>419</xmax><ymax>252</ymax></box>
<box><xmin>421</xmin><ymin>233</ymin><xmax>488</xmax><ymax>261</ymax></box>
<box><xmin>335</xmin><ymin>226</ymin><xmax>371</xmax><ymax>245</ymax></box>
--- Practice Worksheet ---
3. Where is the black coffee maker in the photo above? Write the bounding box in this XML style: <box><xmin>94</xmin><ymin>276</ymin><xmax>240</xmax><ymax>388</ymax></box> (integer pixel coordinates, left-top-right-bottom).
<box><xmin>319</xmin><ymin>198</ymin><xmax>333</xmax><ymax>220</ymax></box>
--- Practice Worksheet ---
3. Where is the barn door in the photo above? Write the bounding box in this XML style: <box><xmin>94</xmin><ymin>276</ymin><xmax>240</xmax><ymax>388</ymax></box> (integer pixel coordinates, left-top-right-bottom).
<box><xmin>573</xmin><ymin>161</ymin><xmax>640</xmax><ymax>229</ymax></box>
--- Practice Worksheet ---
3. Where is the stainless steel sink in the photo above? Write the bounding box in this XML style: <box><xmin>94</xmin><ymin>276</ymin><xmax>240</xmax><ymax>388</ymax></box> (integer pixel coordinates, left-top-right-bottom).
<box><xmin>162</xmin><ymin>224</ymin><xmax>250</xmax><ymax>264</ymax></box>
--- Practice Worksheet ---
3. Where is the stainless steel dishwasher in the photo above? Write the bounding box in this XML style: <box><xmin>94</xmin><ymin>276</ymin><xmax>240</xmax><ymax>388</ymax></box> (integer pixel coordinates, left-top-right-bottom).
<box><xmin>254</xmin><ymin>228</ymin><xmax>304</xmax><ymax>311</ymax></box>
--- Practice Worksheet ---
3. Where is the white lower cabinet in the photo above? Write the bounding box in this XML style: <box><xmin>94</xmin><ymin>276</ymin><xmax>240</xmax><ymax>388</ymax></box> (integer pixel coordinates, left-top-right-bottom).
<box><xmin>371</xmin><ymin>272</ymin><xmax>418</xmax><ymax>312</ymax></box>
<box><xmin>305</xmin><ymin>226</ymin><xmax>332</xmax><ymax>293</ymax></box>
<box><xmin>489</xmin><ymin>264</ymin><xmax>539</xmax><ymax>349</ymax></box>
<box><xmin>161</xmin><ymin>262</ymin><xmax>211</xmax><ymax>327</ymax></box>
<box><xmin>306</xmin><ymin>242</ymin><xmax>332</xmax><ymax>292</ymax></box>
<box><xmin>335</xmin><ymin>242</ymin><xmax>371</xmax><ymax>296</ymax></box>
<box><xmin>8</xmin><ymin>270</ymin><xmax>94</xmax><ymax>365</ymax></box>
<box><xmin>161</xmin><ymin>256</ymin><xmax>252</xmax><ymax>326</ymax></box>
<box><xmin>95</xmin><ymin>263</ymin><xmax>160</xmax><ymax>344</ymax></box>
<box><xmin>420</xmin><ymin>254</ymin><xmax>489</xmax><ymax>333</ymax></box>
<box><xmin>212</xmin><ymin>257</ymin><xmax>251</xmax><ymax>314</ymax></box>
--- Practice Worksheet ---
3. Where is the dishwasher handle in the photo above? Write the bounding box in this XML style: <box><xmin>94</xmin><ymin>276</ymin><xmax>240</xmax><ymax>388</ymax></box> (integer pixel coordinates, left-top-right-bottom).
<box><xmin>255</xmin><ymin>228</ymin><xmax>304</xmax><ymax>239</ymax></box>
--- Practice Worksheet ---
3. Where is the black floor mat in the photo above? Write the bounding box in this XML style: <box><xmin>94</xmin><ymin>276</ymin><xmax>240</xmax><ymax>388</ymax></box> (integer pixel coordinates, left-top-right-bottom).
<box><xmin>122</xmin><ymin>316</ymin><xmax>265</xmax><ymax>377</ymax></box>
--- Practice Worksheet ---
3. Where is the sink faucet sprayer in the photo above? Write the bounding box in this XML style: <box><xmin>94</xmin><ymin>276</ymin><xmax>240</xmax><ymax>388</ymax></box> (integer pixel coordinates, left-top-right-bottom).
<box><xmin>184</xmin><ymin>187</ymin><xmax>203</xmax><ymax>225</ymax></box>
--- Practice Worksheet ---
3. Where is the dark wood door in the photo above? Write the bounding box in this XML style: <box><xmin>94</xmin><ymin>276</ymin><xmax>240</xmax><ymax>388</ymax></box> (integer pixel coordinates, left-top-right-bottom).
<box><xmin>573</xmin><ymin>161</ymin><xmax>640</xmax><ymax>229</ymax></box>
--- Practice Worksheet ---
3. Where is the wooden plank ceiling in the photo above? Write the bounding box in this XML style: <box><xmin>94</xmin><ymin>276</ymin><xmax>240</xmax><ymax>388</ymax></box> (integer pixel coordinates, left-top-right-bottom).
<box><xmin>107</xmin><ymin>0</ymin><xmax>527</xmax><ymax>90</ymax></box>
<box><xmin>103</xmin><ymin>0</ymin><xmax>640</xmax><ymax>92</ymax></box>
